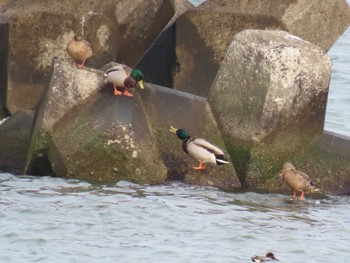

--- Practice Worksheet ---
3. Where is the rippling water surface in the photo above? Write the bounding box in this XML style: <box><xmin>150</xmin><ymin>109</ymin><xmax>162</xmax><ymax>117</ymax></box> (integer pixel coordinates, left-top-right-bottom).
<box><xmin>325</xmin><ymin>22</ymin><xmax>350</xmax><ymax>137</ymax></box>
<box><xmin>1</xmin><ymin>173</ymin><xmax>350</xmax><ymax>263</ymax></box>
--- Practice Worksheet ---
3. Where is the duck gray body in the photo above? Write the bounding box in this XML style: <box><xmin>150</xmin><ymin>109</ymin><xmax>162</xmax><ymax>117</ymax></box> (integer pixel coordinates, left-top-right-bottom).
<box><xmin>183</xmin><ymin>138</ymin><xmax>226</xmax><ymax>165</ymax></box>
<box><xmin>170</xmin><ymin>126</ymin><xmax>229</xmax><ymax>170</ymax></box>
<box><xmin>105</xmin><ymin>63</ymin><xmax>144</xmax><ymax>96</ymax></box>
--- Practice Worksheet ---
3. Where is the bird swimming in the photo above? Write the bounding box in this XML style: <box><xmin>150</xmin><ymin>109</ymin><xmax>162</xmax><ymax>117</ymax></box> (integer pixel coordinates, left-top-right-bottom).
<box><xmin>251</xmin><ymin>252</ymin><xmax>278</xmax><ymax>262</ymax></box>
<box><xmin>169</xmin><ymin>126</ymin><xmax>229</xmax><ymax>170</ymax></box>
<box><xmin>279</xmin><ymin>162</ymin><xmax>320</xmax><ymax>200</ymax></box>
<box><xmin>105</xmin><ymin>63</ymin><xmax>144</xmax><ymax>97</ymax></box>
<box><xmin>66</xmin><ymin>35</ymin><xmax>92</xmax><ymax>69</ymax></box>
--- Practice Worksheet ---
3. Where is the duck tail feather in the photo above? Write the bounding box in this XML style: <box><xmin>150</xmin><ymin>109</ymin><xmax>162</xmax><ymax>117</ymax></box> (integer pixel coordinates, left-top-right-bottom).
<box><xmin>215</xmin><ymin>154</ymin><xmax>229</xmax><ymax>165</ymax></box>
<box><xmin>309</xmin><ymin>180</ymin><xmax>321</xmax><ymax>191</ymax></box>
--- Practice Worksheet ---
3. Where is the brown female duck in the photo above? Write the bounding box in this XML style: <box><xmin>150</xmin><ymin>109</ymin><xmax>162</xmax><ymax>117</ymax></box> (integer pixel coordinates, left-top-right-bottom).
<box><xmin>66</xmin><ymin>35</ymin><xmax>92</xmax><ymax>69</ymax></box>
<box><xmin>279</xmin><ymin>162</ymin><xmax>320</xmax><ymax>200</ymax></box>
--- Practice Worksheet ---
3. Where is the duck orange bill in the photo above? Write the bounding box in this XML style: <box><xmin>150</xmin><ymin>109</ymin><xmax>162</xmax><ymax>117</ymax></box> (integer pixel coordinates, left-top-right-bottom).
<box><xmin>169</xmin><ymin>126</ymin><xmax>178</xmax><ymax>133</ymax></box>
<box><xmin>138</xmin><ymin>80</ymin><xmax>144</xmax><ymax>89</ymax></box>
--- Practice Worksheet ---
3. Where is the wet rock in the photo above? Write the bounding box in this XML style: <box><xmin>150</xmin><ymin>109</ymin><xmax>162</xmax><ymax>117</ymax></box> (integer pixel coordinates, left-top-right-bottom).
<box><xmin>139</xmin><ymin>84</ymin><xmax>240</xmax><ymax>190</ymax></box>
<box><xmin>209</xmin><ymin>30</ymin><xmax>332</xmax><ymax>188</ymax></box>
<box><xmin>26</xmin><ymin>60</ymin><xmax>167</xmax><ymax>184</ymax></box>
<box><xmin>311</xmin><ymin>131</ymin><xmax>350</xmax><ymax>195</ymax></box>
<box><xmin>0</xmin><ymin>110</ymin><xmax>34</xmax><ymax>173</ymax></box>
<box><xmin>0</xmin><ymin>0</ymin><xmax>174</xmax><ymax>113</ymax></box>
<box><xmin>137</xmin><ymin>0</ymin><xmax>350</xmax><ymax>97</ymax></box>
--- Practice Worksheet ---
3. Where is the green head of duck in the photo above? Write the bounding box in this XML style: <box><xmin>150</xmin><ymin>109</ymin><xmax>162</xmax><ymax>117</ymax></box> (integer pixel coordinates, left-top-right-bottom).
<box><xmin>131</xmin><ymin>69</ymin><xmax>144</xmax><ymax>89</ymax></box>
<box><xmin>169</xmin><ymin>126</ymin><xmax>190</xmax><ymax>140</ymax></box>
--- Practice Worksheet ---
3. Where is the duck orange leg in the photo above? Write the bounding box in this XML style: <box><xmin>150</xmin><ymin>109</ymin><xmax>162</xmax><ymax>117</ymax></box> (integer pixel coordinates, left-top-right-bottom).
<box><xmin>114</xmin><ymin>84</ymin><xmax>122</xmax><ymax>96</ymax></box>
<box><xmin>299</xmin><ymin>192</ymin><xmax>305</xmax><ymax>200</ymax></box>
<box><xmin>76</xmin><ymin>59</ymin><xmax>86</xmax><ymax>69</ymax></box>
<box><xmin>123</xmin><ymin>89</ymin><xmax>134</xmax><ymax>97</ymax></box>
<box><xmin>292</xmin><ymin>191</ymin><xmax>297</xmax><ymax>200</ymax></box>
<box><xmin>192</xmin><ymin>161</ymin><xmax>206</xmax><ymax>170</ymax></box>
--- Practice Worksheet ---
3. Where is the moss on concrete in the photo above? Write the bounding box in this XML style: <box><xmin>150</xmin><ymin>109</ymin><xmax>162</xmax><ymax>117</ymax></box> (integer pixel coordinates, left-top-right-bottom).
<box><xmin>150</xmin><ymin>118</ymin><xmax>240</xmax><ymax>191</ymax></box>
<box><xmin>223</xmin><ymin>124</ymin><xmax>321</xmax><ymax>189</ymax></box>
<box><xmin>25</xmin><ymin>130</ymin><xmax>54</xmax><ymax>176</ymax></box>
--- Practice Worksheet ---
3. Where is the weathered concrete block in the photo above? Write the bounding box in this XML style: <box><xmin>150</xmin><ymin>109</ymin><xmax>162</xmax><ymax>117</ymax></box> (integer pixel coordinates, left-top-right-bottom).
<box><xmin>209</xmin><ymin>30</ymin><xmax>332</xmax><ymax>187</ymax></box>
<box><xmin>47</xmin><ymin>92</ymin><xmax>168</xmax><ymax>184</ymax></box>
<box><xmin>25</xmin><ymin>60</ymin><xmax>105</xmax><ymax>175</ymax></box>
<box><xmin>0</xmin><ymin>12</ymin><xmax>115</xmax><ymax>113</ymax></box>
<box><xmin>139</xmin><ymin>83</ymin><xmax>240</xmax><ymax>190</ymax></box>
<box><xmin>39</xmin><ymin>60</ymin><xmax>105</xmax><ymax>131</ymax></box>
<box><xmin>312</xmin><ymin>131</ymin><xmax>350</xmax><ymax>194</ymax></box>
<box><xmin>0</xmin><ymin>22</ymin><xmax>8</xmax><ymax>118</ymax></box>
<box><xmin>199</xmin><ymin>0</ymin><xmax>350</xmax><ymax>52</ymax></box>
<box><xmin>135</xmin><ymin>0</ymin><xmax>194</xmax><ymax>89</ymax></box>
<box><xmin>26</xmin><ymin>60</ymin><xmax>167</xmax><ymax>184</ymax></box>
<box><xmin>137</xmin><ymin>0</ymin><xmax>350</xmax><ymax>97</ymax></box>
<box><xmin>137</xmin><ymin>9</ymin><xmax>284</xmax><ymax>97</ymax></box>
<box><xmin>114</xmin><ymin>0</ymin><xmax>174</xmax><ymax>66</ymax></box>
<box><xmin>0</xmin><ymin>0</ymin><xmax>174</xmax><ymax>113</ymax></box>
<box><xmin>0</xmin><ymin>110</ymin><xmax>33</xmax><ymax>173</ymax></box>
<box><xmin>166</xmin><ymin>0</ymin><xmax>194</xmax><ymax>27</ymax></box>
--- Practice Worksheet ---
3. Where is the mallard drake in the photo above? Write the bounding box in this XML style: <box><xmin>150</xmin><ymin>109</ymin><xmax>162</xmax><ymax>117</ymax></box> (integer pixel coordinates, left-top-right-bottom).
<box><xmin>252</xmin><ymin>252</ymin><xmax>278</xmax><ymax>262</ymax></box>
<box><xmin>66</xmin><ymin>35</ymin><xmax>92</xmax><ymax>69</ymax></box>
<box><xmin>105</xmin><ymin>63</ymin><xmax>144</xmax><ymax>97</ymax></box>
<box><xmin>169</xmin><ymin>126</ymin><xmax>229</xmax><ymax>170</ymax></box>
<box><xmin>279</xmin><ymin>162</ymin><xmax>320</xmax><ymax>200</ymax></box>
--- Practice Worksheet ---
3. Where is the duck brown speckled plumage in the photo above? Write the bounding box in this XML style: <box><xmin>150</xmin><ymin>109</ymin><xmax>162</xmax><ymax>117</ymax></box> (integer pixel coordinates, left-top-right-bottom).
<box><xmin>279</xmin><ymin>162</ymin><xmax>320</xmax><ymax>200</ymax></box>
<box><xmin>66</xmin><ymin>35</ymin><xmax>92</xmax><ymax>69</ymax></box>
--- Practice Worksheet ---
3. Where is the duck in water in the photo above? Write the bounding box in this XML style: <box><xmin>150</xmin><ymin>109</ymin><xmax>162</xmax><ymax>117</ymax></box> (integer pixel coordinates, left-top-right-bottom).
<box><xmin>251</xmin><ymin>252</ymin><xmax>278</xmax><ymax>262</ymax></box>
<box><xmin>279</xmin><ymin>162</ymin><xmax>320</xmax><ymax>200</ymax></box>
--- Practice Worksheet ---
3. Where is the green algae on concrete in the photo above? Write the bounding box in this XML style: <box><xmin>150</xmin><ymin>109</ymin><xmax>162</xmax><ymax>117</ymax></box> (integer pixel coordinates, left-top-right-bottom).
<box><xmin>24</xmin><ymin>59</ymin><xmax>104</xmax><ymax>176</ymax></box>
<box><xmin>23</xmin><ymin>58</ymin><xmax>167</xmax><ymax>184</ymax></box>
<box><xmin>262</xmin><ymin>131</ymin><xmax>350</xmax><ymax>195</ymax></box>
<box><xmin>0</xmin><ymin>110</ymin><xmax>34</xmax><ymax>174</ymax></box>
<box><xmin>43</xmin><ymin>85</ymin><xmax>168</xmax><ymax>184</ymax></box>
<box><xmin>209</xmin><ymin>30</ymin><xmax>332</xmax><ymax>189</ymax></box>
